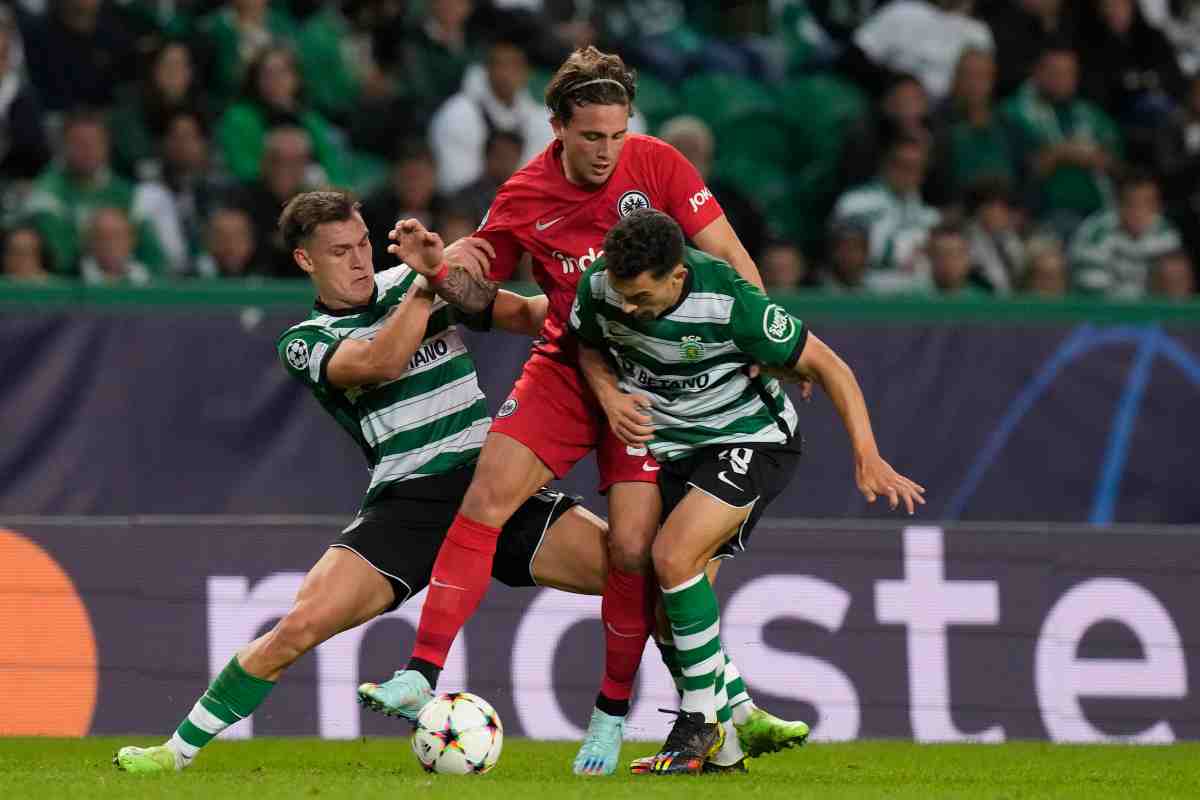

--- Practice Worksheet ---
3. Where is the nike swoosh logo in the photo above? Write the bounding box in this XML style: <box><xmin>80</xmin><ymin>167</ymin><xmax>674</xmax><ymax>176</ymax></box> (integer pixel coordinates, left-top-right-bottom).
<box><xmin>535</xmin><ymin>216</ymin><xmax>565</xmax><ymax>231</ymax></box>
<box><xmin>642</xmin><ymin>462</ymin><xmax>660</xmax><ymax>472</ymax></box>
<box><xmin>606</xmin><ymin>622</ymin><xmax>643</xmax><ymax>639</ymax></box>
<box><xmin>430</xmin><ymin>576</ymin><xmax>467</xmax><ymax>591</ymax></box>
<box><xmin>716</xmin><ymin>471</ymin><xmax>743</xmax><ymax>493</ymax></box>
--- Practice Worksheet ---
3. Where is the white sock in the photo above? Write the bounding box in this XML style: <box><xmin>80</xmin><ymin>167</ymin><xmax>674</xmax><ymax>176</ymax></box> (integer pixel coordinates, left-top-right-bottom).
<box><xmin>711</xmin><ymin>719</ymin><xmax>747</xmax><ymax>766</ymax></box>
<box><xmin>165</xmin><ymin>734</ymin><xmax>196</xmax><ymax>768</ymax></box>
<box><xmin>731</xmin><ymin>699</ymin><xmax>757</xmax><ymax>726</ymax></box>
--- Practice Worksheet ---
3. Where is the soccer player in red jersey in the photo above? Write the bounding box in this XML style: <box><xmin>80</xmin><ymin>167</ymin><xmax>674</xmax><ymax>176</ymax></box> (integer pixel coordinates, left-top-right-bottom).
<box><xmin>358</xmin><ymin>47</ymin><xmax>809</xmax><ymax>774</ymax></box>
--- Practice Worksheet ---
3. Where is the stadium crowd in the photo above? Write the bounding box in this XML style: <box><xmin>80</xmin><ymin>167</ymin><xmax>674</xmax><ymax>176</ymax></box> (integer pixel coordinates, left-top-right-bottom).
<box><xmin>0</xmin><ymin>0</ymin><xmax>1197</xmax><ymax>300</ymax></box>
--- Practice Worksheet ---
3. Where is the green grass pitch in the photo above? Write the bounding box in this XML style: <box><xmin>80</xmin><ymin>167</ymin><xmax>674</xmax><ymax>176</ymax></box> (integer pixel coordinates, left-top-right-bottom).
<box><xmin>2</xmin><ymin>737</ymin><xmax>1198</xmax><ymax>799</ymax></box>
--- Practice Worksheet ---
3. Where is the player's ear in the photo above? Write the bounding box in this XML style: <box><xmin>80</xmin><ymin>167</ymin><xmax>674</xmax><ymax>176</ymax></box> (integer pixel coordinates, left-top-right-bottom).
<box><xmin>294</xmin><ymin>248</ymin><xmax>315</xmax><ymax>276</ymax></box>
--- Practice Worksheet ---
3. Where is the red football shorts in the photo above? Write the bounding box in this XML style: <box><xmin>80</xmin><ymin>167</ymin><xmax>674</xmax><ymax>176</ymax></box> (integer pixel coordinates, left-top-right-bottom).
<box><xmin>488</xmin><ymin>352</ymin><xmax>659</xmax><ymax>492</ymax></box>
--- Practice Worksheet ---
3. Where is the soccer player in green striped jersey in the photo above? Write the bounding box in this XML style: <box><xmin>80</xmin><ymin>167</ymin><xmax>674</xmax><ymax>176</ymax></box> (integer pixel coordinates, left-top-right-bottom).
<box><xmin>113</xmin><ymin>193</ymin><xmax>615</xmax><ymax>774</ymax></box>
<box><xmin>570</xmin><ymin>209</ymin><xmax>925</xmax><ymax>775</ymax></box>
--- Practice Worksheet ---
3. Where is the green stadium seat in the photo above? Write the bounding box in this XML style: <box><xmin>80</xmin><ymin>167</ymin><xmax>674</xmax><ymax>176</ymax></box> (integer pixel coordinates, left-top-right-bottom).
<box><xmin>774</xmin><ymin>75</ymin><xmax>867</xmax><ymax>162</ymax></box>
<box><xmin>631</xmin><ymin>72</ymin><xmax>681</xmax><ymax>134</ymax></box>
<box><xmin>679</xmin><ymin>73</ymin><xmax>776</xmax><ymax>129</ymax></box>
<box><xmin>713</xmin><ymin>111</ymin><xmax>804</xmax><ymax>177</ymax></box>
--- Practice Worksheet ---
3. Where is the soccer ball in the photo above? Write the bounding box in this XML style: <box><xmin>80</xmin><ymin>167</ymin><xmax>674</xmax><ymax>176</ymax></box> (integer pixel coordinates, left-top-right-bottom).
<box><xmin>412</xmin><ymin>692</ymin><xmax>504</xmax><ymax>774</ymax></box>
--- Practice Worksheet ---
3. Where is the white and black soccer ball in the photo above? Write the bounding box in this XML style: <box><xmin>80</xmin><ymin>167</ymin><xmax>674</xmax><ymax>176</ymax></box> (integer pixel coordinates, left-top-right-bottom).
<box><xmin>412</xmin><ymin>692</ymin><xmax>504</xmax><ymax>774</ymax></box>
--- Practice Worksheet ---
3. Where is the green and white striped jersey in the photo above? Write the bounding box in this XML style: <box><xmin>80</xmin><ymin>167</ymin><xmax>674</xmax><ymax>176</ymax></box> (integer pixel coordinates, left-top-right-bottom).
<box><xmin>277</xmin><ymin>265</ymin><xmax>490</xmax><ymax>506</ymax></box>
<box><xmin>1068</xmin><ymin>210</ymin><xmax>1181</xmax><ymax>299</ymax></box>
<box><xmin>569</xmin><ymin>247</ymin><xmax>806</xmax><ymax>461</ymax></box>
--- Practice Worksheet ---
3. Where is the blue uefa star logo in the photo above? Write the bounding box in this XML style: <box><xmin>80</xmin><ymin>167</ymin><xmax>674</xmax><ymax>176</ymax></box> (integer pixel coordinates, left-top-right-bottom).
<box><xmin>948</xmin><ymin>324</ymin><xmax>1200</xmax><ymax>524</ymax></box>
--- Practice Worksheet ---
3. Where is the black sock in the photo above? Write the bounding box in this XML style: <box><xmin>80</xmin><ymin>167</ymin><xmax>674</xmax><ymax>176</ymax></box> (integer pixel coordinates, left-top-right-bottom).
<box><xmin>406</xmin><ymin>657</ymin><xmax>441</xmax><ymax>689</ymax></box>
<box><xmin>595</xmin><ymin>691</ymin><xmax>630</xmax><ymax>717</ymax></box>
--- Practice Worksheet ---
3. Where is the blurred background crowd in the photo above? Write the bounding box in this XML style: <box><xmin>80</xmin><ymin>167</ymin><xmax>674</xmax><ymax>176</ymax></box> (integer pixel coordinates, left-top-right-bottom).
<box><xmin>0</xmin><ymin>0</ymin><xmax>1197</xmax><ymax>301</ymax></box>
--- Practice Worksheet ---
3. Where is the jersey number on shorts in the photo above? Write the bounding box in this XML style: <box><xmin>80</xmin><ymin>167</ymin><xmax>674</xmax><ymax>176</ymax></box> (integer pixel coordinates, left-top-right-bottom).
<box><xmin>719</xmin><ymin>448</ymin><xmax>754</xmax><ymax>475</ymax></box>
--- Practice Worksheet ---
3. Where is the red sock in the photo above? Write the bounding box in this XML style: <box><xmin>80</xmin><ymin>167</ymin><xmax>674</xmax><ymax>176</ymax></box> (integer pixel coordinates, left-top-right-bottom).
<box><xmin>411</xmin><ymin>513</ymin><xmax>500</xmax><ymax>668</ymax></box>
<box><xmin>598</xmin><ymin>568</ymin><xmax>656</xmax><ymax>708</ymax></box>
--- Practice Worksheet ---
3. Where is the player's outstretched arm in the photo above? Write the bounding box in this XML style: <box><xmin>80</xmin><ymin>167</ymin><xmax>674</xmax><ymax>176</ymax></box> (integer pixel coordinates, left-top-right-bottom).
<box><xmin>693</xmin><ymin>215</ymin><xmax>764</xmax><ymax>290</ymax></box>
<box><xmin>578</xmin><ymin>343</ymin><xmax>654</xmax><ymax>446</ymax></box>
<box><xmin>388</xmin><ymin>220</ymin><xmax>499</xmax><ymax>314</ymax></box>
<box><xmin>793</xmin><ymin>333</ymin><xmax>926</xmax><ymax>514</ymax></box>
<box><xmin>325</xmin><ymin>276</ymin><xmax>437</xmax><ymax>388</ymax></box>
<box><xmin>491</xmin><ymin>290</ymin><xmax>549</xmax><ymax>337</ymax></box>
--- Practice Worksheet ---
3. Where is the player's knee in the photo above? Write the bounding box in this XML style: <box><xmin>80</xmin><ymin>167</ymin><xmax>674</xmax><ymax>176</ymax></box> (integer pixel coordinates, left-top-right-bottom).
<box><xmin>608</xmin><ymin>528</ymin><xmax>653</xmax><ymax>573</ymax></box>
<box><xmin>651</xmin><ymin>536</ymin><xmax>697</xmax><ymax>588</ymax></box>
<box><xmin>460</xmin><ymin>476</ymin><xmax>522</xmax><ymax>525</ymax></box>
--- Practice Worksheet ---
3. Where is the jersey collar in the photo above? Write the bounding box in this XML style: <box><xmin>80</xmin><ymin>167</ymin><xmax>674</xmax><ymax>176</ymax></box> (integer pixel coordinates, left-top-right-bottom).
<box><xmin>658</xmin><ymin>267</ymin><xmax>693</xmax><ymax>319</ymax></box>
<box><xmin>314</xmin><ymin>283</ymin><xmax>378</xmax><ymax>316</ymax></box>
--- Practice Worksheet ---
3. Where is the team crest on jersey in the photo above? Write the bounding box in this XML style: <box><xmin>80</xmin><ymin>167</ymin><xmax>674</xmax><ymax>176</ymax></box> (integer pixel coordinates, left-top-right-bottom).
<box><xmin>497</xmin><ymin>397</ymin><xmax>518</xmax><ymax>418</ymax></box>
<box><xmin>763</xmin><ymin>304</ymin><xmax>795</xmax><ymax>343</ymax></box>
<box><xmin>617</xmin><ymin>190</ymin><xmax>651</xmax><ymax>217</ymax></box>
<box><xmin>285</xmin><ymin>338</ymin><xmax>310</xmax><ymax>370</ymax></box>
<box><xmin>679</xmin><ymin>335</ymin><xmax>705</xmax><ymax>361</ymax></box>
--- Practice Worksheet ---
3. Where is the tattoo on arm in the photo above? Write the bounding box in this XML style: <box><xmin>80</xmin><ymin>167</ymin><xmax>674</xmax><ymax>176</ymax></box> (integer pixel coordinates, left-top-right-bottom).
<box><xmin>433</xmin><ymin>265</ymin><xmax>499</xmax><ymax>313</ymax></box>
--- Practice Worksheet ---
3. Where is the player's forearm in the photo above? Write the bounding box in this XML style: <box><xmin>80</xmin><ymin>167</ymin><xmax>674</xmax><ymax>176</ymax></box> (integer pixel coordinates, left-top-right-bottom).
<box><xmin>579</xmin><ymin>343</ymin><xmax>622</xmax><ymax>406</ymax></box>
<box><xmin>432</xmin><ymin>264</ymin><xmax>500</xmax><ymax>314</ymax></box>
<box><xmin>366</xmin><ymin>279</ymin><xmax>438</xmax><ymax>379</ymax></box>
<box><xmin>693</xmin><ymin>216</ymin><xmax>765</xmax><ymax>289</ymax></box>
<box><xmin>491</xmin><ymin>291</ymin><xmax>548</xmax><ymax>336</ymax></box>
<box><xmin>802</xmin><ymin>353</ymin><xmax>880</xmax><ymax>463</ymax></box>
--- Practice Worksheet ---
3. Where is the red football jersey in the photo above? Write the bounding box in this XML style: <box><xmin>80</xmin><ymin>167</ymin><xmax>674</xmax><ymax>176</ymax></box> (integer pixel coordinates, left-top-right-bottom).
<box><xmin>476</xmin><ymin>133</ymin><xmax>724</xmax><ymax>360</ymax></box>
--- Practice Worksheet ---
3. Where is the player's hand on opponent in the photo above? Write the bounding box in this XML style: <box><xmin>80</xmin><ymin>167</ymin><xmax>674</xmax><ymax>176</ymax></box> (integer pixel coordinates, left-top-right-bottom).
<box><xmin>747</xmin><ymin>364</ymin><xmax>815</xmax><ymax>402</ymax></box>
<box><xmin>388</xmin><ymin>219</ymin><xmax>445</xmax><ymax>275</ymax></box>
<box><xmin>442</xmin><ymin>236</ymin><xmax>495</xmax><ymax>282</ymax></box>
<box><xmin>601</xmin><ymin>391</ymin><xmax>655</xmax><ymax>446</ymax></box>
<box><xmin>855</xmin><ymin>454</ymin><xmax>925</xmax><ymax>515</ymax></box>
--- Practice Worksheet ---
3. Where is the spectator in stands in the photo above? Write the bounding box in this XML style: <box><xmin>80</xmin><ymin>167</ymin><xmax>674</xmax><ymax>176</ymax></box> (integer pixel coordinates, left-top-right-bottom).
<box><xmin>429</xmin><ymin>38</ymin><xmax>550</xmax><ymax>194</ymax></box>
<box><xmin>851</xmin><ymin>0</ymin><xmax>994</xmax><ymax>102</ymax></box>
<box><xmin>1</xmin><ymin>225</ymin><xmax>52</xmax><ymax>281</ymax></box>
<box><xmin>1001</xmin><ymin>43</ymin><xmax>1121</xmax><ymax>239</ymax></box>
<box><xmin>134</xmin><ymin>111</ymin><xmax>228</xmax><ymax>277</ymax></box>
<box><xmin>195</xmin><ymin>0</ymin><xmax>297</xmax><ymax>108</ymax></box>
<box><xmin>1142</xmin><ymin>0</ymin><xmax>1200</xmax><ymax>76</ymax></box>
<box><xmin>0</xmin><ymin>7</ymin><xmax>49</xmax><ymax>184</ymax></box>
<box><xmin>1021</xmin><ymin>233</ymin><xmax>1068</xmax><ymax>295</ymax></box>
<box><xmin>362</xmin><ymin>138</ymin><xmax>442</xmax><ymax>260</ymax></box>
<box><xmin>1153</xmin><ymin>74</ymin><xmax>1200</xmax><ymax>260</ymax></box>
<box><xmin>840</xmin><ymin>74</ymin><xmax>933</xmax><ymax>197</ymax></box>
<box><xmin>1150</xmin><ymin>250</ymin><xmax>1195</xmax><ymax>299</ymax></box>
<box><xmin>195</xmin><ymin>207</ymin><xmax>261</xmax><ymax>278</ymax></box>
<box><xmin>930</xmin><ymin>48</ymin><xmax>1018</xmax><ymax>207</ymax></box>
<box><xmin>23</xmin><ymin>0</ymin><xmax>138</xmax><ymax>112</ymax></box>
<box><xmin>964</xmin><ymin>176</ymin><xmax>1025</xmax><ymax>293</ymax></box>
<box><xmin>447</xmin><ymin>129</ymin><xmax>524</xmax><ymax>227</ymax></box>
<box><xmin>979</xmin><ymin>0</ymin><xmax>1076</xmax><ymax>99</ymax></box>
<box><xmin>821</xmin><ymin>219</ymin><xmax>871</xmax><ymax>291</ymax></box>
<box><xmin>229</xmin><ymin>126</ymin><xmax>318</xmax><ymax>277</ymax></box>
<box><xmin>216</xmin><ymin>45</ymin><xmax>347</xmax><ymax>185</ymax></box>
<box><xmin>832</xmin><ymin>135</ymin><xmax>941</xmax><ymax>290</ymax></box>
<box><xmin>1069</xmin><ymin>170</ymin><xmax>1182</xmax><ymax>298</ymax></box>
<box><xmin>659</xmin><ymin>115</ymin><xmax>769</xmax><ymax>261</ymax></box>
<box><xmin>760</xmin><ymin>240</ymin><xmax>807</xmax><ymax>288</ymax></box>
<box><xmin>24</xmin><ymin>112</ymin><xmax>165</xmax><ymax>277</ymax></box>
<box><xmin>79</xmin><ymin>207</ymin><xmax>152</xmax><ymax>286</ymax></box>
<box><xmin>1076</xmin><ymin>0</ymin><xmax>1185</xmax><ymax>142</ymax></box>
<box><xmin>925</xmin><ymin>222</ymin><xmax>982</xmax><ymax>294</ymax></box>
<box><xmin>596</xmin><ymin>0</ymin><xmax>760</xmax><ymax>83</ymax></box>
<box><xmin>109</xmin><ymin>41</ymin><xmax>209</xmax><ymax>182</ymax></box>
<box><xmin>295</xmin><ymin>0</ymin><xmax>393</xmax><ymax>125</ymax></box>
<box><xmin>387</xmin><ymin>0</ymin><xmax>476</xmax><ymax>114</ymax></box>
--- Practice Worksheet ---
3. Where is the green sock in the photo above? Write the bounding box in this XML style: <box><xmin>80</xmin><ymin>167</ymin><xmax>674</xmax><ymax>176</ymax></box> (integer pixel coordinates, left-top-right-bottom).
<box><xmin>654</xmin><ymin>637</ymin><xmax>686</xmax><ymax>696</ymax></box>
<box><xmin>168</xmin><ymin>656</ymin><xmax>275</xmax><ymax>764</ymax></box>
<box><xmin>661</xmin><ymin>573</ymin><xmax>722</xmax><ymax>723</ymax></box>
<box><xmin>714</xmin><ymin>653</ymin><xmax>731</xmax><ymax>724</ymax></box>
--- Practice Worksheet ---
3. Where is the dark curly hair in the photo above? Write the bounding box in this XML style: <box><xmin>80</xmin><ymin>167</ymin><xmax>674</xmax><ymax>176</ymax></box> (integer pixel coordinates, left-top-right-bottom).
<box><xmin>603</xmin><ymin>209</ymin><xmax>684</xmax><ymax>281</ymax></box>
<box><xmin>544</xmin><ymin>46</ymin><xmax>637</xmax><ymax>125</ymax></box>
<box><xmin>279</xmin><ymin>190</ymin><xmax>361</xmax><ymax>252</ymax></box>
